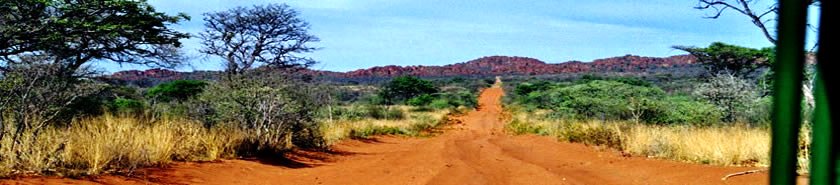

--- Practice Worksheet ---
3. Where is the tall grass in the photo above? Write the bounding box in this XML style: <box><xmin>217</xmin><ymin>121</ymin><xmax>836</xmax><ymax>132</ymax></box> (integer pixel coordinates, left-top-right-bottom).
<box><xmin>0</xmin><ymin>115</ymin><xmax>244</xmax><ymax>177</ymax></box>
<box><xmin>506</xmin><ymin>109</ymin><xmax>811</xmax><ymax>172</ymax></box>
<box><xmin>320</xmin><ymin>106</ymin><xmax>454</xmax><ymax>145</ymax></box>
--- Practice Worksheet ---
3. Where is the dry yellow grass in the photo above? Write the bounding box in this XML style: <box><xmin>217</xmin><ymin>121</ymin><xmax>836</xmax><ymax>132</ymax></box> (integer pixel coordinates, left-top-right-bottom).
<box><xmin>320</xmin><ymin>106</ymin><xmax>452</xmax><ymax>145</ymax></box>
<box><xmin>506</xmin><ymin>109</ymin><xmax>810</xmax><ymax>171</ymax></box>
<box><xmin>622</xmin><ymin>124</ymin><xmax>769</xmax><ymax>166</ymax></box>
<box><xmin>1</xmin><ymin>115</ymin><xmax>244</xmax><ymax>177</ymax></box>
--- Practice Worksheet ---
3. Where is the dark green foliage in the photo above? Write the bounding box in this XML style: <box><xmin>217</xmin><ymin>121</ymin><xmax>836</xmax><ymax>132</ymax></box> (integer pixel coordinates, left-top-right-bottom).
<box><xmin>656</xmin><ymin>96</ymin><xmax>722</xmax><ymax>126</ymax></box>
<box><xmin>674</xmin><ymin>42</ymin><xmax>774</xmax><ymax>78</ymax></box>
<box><xmin>580</xmin><ymin>74</ymin><xmax>652</xmax><ymax>87</ymax></box>
<box><xmin>514</xmin><ymin>81</ymin><xmax>554</xmax><ymax>96</ymax></box>
<box><xmin>146</xmin><ymin>80</ymin><xmax>208</xmax><ymax>102</ymax></box>
<box><xmin>429</xmin><ymin>99</ymin><xmax>451</xmax><ymax>110</ymax></box>
<box><xmin>109</xmin><ymin>98</ymin><xmax>145</xmax><ymax>114</ymax></box>
<box><xmin>439</xmin><ymin>91</ymin><xmax>478</xmax><ymax>108</ymax></box>
<box><xmin>378</xmin><ymin>76</ymin><xmax>438</xmax><ymax>105</ymax></box>
<box><xmin>542</xmin><ymin>80</ymin><xmax>665</xmax><ymax>121</ymax></box>
<box><xmin>1</xmin><ymin>0</ymin><xmax>190</xmax><ymax>75</ymax></box>
<box><xmin>404</xmin><ymin>91</ymin><xmax>477</xmax><ymax>110</ymax></box>
<box><xmin>510</xmin><ymin>79</ymin><xmax>732</xmax><ymax>125</ymax></box>
<box><xmin>483</xmin><ymin>78</ymin><xmax>496</xmax><ymax>85</ymax></box>
<box><xmin>407</xmin><ymin>94</ymin><xmax>435</xmax><ymax>106</ymax></box>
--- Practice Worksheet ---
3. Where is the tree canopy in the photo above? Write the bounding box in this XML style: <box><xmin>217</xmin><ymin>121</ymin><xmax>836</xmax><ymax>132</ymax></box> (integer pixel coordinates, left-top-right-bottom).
<box><xmin>0</xmin><ymin>0</ymin><xmax>190</xmax><ymax>76</ymax></box>
<box><xmin>199</xmin><ymin>3</ymin><xmax>318</xmax><ymax>77</ymax></box>
<box><xmin>378</xmin><ymin>76</ymin><xmax>439</xmax><ymax>105</ymax></box>
<box><xmin>146</xmin><ymin>80</ymin><xmax>208</xmax><ymax>102</ymax></box>
<box><xmin>674</xmin><ymin>42</ymin><xmax>774</xmax><ymax>78</ymax></box>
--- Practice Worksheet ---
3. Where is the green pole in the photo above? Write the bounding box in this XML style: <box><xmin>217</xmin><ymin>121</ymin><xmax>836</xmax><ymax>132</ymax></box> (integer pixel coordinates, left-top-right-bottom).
<box><xmin>770</xmin><ymin>0</ymin><xmax>808</xmax><ymax>184</ymax></box>
<box><xmin>811</xmin><ymin>73</ymin><xmax>831</xmax><ymax>184</ymax></box>
<box><xmin>809</xmin><ymin>0</ymin><xmax>837</xmax><ymax>183</ymax></box>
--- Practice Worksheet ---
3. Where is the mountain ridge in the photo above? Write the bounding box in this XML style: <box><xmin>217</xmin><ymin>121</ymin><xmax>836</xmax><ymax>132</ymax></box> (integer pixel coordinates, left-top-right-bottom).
<box><xmin>106</xmin><ymin>54</ymin><xmax>701</xmax><ymax>86</ymax></box>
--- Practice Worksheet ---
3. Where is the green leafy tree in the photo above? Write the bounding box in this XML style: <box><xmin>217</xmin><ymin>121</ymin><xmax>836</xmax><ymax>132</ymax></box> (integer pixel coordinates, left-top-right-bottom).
<box><xmin>146</xmin><ymin>80</ymin><xmax>208</xmax><ymax>102</ymax></box>
<box><xmin>378</xmin><ymin>76</ymin><xmax>439</xmax><ymax>105</ymax></box>
<box><xmin>674</xmin><ymin>42</ymin><xmax>774</xmax><ymax>78</ymax></box>
<box><xmin>0</xmin><ymin>0</ymin><xmax>190</xmax><ymax>77</ymax></box>
<box><xmin>2</xmin><ymin>1</ymin><xmax>187</xmax><ymax>166</ymax></box>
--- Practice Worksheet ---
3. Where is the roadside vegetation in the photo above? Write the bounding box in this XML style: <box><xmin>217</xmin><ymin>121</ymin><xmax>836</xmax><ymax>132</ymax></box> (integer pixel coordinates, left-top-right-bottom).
<box><xmin>503</xmin><ymin>42</ymin><xmax>813</xmax><ymax>173</ymax></box>
<box><xmin>319</xmin><ymin>76</ymin><xmax>488</xmax><ymax>144</ymax></box>
<box><xmin>0</xmin><ymin>1</ymin><xmax>487</xmax><ymax>178</ymax></box>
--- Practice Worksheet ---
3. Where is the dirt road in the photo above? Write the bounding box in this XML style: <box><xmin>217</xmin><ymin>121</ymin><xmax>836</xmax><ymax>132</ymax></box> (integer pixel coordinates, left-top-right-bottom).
<box><xmin>3</xmin><ymin>82</ymin><xmax>769</xmax><ymax>185</ymax></box>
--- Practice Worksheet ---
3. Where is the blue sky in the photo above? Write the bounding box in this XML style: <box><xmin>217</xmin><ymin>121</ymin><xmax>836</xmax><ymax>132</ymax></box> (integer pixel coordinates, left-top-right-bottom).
<box><xmin>96</xmin><ymin>0</ymin><xmax>819</xmax><ymax>73</ymax></box>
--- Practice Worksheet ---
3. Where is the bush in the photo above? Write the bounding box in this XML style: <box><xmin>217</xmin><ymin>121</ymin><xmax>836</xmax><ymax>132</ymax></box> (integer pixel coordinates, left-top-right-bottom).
<box><xmin>146</xmin><ymin>80</ymin><xmax>208</xmax><ymax>102</ymax></box>
<box><xmin>363</xmin><ymin>105</ymin><xmax>405</xmax><ymax>120</ymax></box>
<box><xmin>656</xmin><ymin>96</ymin><xmax>723</xmax><ymax>126</ymax></box>
<box><xmin>514</xmin><ymin>81</ymin><xmax>554</xmax><ymax>96</ymax></box>
<box><xmin>429</xmin><ymin>99</ymin><xmax>451</xmax><ymax>110</ymax></box>
<box><xmin>693</xmin><ymin>74</ymin><xmax>757</xmax><ymax>122</ymax></box>
<box><xmin>407</xmin><ymin>94</ymin><xmax>435</xmax><ymax>106</ymax></box>
<box><xmin>110</xmin><ymin>98</ymin><xmax>145</xmax><ymax>114</ymax></box>
<box><xmin>542</xmin><ymin>80</ymin><xmax>665</xmax><ymax>122</ymax></box>
<box><xmin>378</xmin><ymin>76</ymin><xmax>438</xmax><ymax>105</ymax></box>
<box><xmin>193</xmin><ymin>77</ymin><xmax>323</xmax><ymax>154</ymax></box>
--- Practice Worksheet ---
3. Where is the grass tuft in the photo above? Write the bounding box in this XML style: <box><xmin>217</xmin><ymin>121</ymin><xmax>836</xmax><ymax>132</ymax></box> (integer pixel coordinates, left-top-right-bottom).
<box><xmin>1</xmin><ymin>115</ymin><xmax>244</xmax><ymax>177</ymax></box>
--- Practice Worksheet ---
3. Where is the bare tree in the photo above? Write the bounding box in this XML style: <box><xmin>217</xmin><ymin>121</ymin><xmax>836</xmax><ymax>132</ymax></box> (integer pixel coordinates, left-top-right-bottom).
<box><xmin>695</xmin><ymin>0</ymin><xmax>819</xmax><ymax>46</ymax></box>
<box><xmin>199</xmin><ymin>4</ymin><xmax>319</xmax><ymax>78</ymax></box>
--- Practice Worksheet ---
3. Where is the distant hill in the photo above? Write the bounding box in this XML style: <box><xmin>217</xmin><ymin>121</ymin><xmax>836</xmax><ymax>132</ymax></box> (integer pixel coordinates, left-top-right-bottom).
<box><xmin>104</xmin><ymin>54</ymin><xmax>703</xmax><ymax>86</ymax></box>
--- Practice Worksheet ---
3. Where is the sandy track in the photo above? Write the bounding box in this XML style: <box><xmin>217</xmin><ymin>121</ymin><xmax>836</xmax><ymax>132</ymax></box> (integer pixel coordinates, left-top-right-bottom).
<box><xmin>2</xmin><ymin>82</ymin><xmax>769</xmax><ymax>185</ymax></box>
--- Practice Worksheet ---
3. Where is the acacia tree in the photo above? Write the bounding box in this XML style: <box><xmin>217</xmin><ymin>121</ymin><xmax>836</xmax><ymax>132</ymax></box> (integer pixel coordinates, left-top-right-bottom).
<box><xmin>0</xmin><ymin>0</ymin><xmax>190</xmax><ymax>77</ymax></box>
<box><xmin>1</xmin><ymin>0</ymin><xmax>190</xmax><ymax>166</ymax></box>
<box><xmin>378</xmin><ymin>76</ymin><xmax>439</xmax><ymax>105</ymax></box>
<box><xmin>674</xmin><ymin>42</ymin><xmax>774</xmax><ymax>78</ymax></box>
<box><xmin>199</xmin><ymin>3</ymin><xmax>318</xmax><ymax>78</ymax></box>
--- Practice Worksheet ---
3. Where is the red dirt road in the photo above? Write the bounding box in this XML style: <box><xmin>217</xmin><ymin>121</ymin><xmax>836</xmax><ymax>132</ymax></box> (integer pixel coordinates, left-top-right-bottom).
<box><xmin>2</xmin><ymin>82</ymin><xmax>771</xmax><ymax>185</ymax></box>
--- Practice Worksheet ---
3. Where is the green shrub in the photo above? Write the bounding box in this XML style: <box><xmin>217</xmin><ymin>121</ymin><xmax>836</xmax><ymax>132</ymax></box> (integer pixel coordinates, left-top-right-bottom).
<box><xmin>110</xmin><ymin>98</ymin><xmax>145</xmax><ymax>114</ymax></box>
<box><xmin>657</xmin><ymin>96</ymin><xmax>723</xmax><ymax>126</ymax></box>
<box><xmin>361</xmin><ymin>105</ymin><xmax>404</xmax><ymax>120</ymax></box>
<box><xmin>745</xmin><ymin>96</ymin><xmax>773</xmax><ymax>125</ymax></box>
<box><xmin>514</xmin><ymin>81</ymin><xmax>554</xmax><ymax>96</ymax></box>
<box><xmin>543</xmin><ymin>80</ymin><xmax>665</xmax><ymax>122</ymax></box>
<box><xmin>378</xmin><ymin>76</ymin><xmax>438</xmax><ymax>105</ymax></box>
<box><xmin>407</xmin><ymin>94</ymin><xmax>435</xmax><ymax>106</ymax></box>
<box><xmin>146</xmin><ymin>80</ymin><xmax>208</xmax><ymax>102</ymax></box>
<box><xmin>195</xmin><ymin>79</ymin><xmax>323</xmax><ymax>152</ymax></box>
<box><xmin>429</xmin><ymin>99</ymin><xmax>451</xmax><ymax>110</ymax></box>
